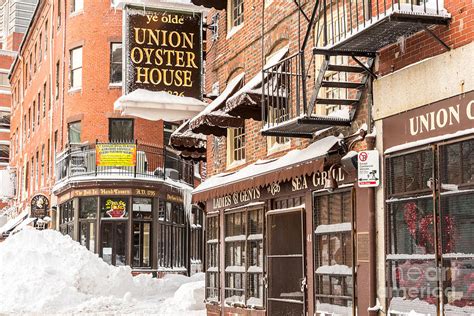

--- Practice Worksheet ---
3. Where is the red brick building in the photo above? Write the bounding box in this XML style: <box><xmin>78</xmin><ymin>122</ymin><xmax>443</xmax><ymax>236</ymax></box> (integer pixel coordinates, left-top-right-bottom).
<box><xmin>7</xmin><ymin>0</ymin><xmax>204</xmax><ymax>275</ymax></box>
<box><xmin>182</xmin><ymin>0</ymin><xmax>473</xmax><ymax>315</ymax></box>
<box><xmin>0</xmin><ymin>0</ymin><xmax>37</xmax><ymax>215</ymax></box>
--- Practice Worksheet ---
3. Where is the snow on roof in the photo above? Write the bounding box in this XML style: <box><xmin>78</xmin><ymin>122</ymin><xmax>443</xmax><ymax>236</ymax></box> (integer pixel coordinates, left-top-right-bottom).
<box><xmin>172</xmin><ymin>120</ymin><xmax>207</xmax><ymax>142</ymax></box>
<box><xmin>226</xmin><ymin>46</ymin><xmax>289</xmax><ymax>108</ymax></box>
<box><xmin>189</xmin><ymin>73</ymin><xmax>245</xmax><ymax>126</ymax></box>
<box><xmin>114</xmin><ymin>0</ymin><xmax>207</xmax><ymax>12</ymax></box>
<box><xmin>0</xmin><ymin>210</ymin><xmax>28</xmax><ymax>235</ymax></box>
<box><xmin>194</xmin><ymin>135</ymin><xmax>341</xmax><ymax>194</ymax></box>
<box><xmin>114</xmin><ymin>89</ymin><xmax>207</xmax><ymax>121</ymax></box>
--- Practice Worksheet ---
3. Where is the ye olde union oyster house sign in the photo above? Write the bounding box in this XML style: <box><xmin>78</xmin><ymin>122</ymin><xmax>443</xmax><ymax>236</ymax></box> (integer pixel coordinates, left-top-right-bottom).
<box><xmin>125</xmin><ymin>5</ymin><xmax>203</xmax><ymax>99</ymax></box>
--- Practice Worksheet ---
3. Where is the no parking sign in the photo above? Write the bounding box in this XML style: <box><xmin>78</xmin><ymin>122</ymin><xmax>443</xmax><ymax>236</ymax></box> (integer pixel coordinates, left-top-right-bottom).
<box><xmin>357</xmin><ymin>150</ymin><xmax>380</xmax><ymax>187</ymax></box>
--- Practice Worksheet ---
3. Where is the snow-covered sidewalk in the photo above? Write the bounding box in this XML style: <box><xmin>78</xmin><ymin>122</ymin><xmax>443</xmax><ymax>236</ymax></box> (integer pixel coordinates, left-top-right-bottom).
<box><xmin>0</xmin><ymin>228</ymin><xmax>206</xmax><ymax>315</ymax></box>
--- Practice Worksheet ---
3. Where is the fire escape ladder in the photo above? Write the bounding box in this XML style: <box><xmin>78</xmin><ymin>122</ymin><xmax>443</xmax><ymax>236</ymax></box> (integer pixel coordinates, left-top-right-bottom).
<box><xmin>309</xmin><ymin>50</ymin><xmax>375</xmax><ymax>122</ymax></box>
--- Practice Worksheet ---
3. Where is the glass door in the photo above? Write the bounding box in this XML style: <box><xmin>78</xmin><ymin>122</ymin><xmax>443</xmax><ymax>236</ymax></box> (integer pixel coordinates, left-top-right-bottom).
<box><xmin>266</xmin><ymin>206</ymin><xmax>306</xmax><ymax>315</ymax></box>
<box><xmin>100</xmin><ymin>221</ymin><xmax>127</xmax><ymax>266</ymax></box>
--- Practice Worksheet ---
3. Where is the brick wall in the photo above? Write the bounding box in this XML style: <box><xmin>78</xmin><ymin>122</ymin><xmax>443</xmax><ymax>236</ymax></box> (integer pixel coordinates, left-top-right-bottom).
<box><xmin>203</xmin><ymin>0</ymin><xmax>370</xmax><ymax>179</ymax></box>
<box><xmin>9</xmin><ymin>1</ymin><xmax>167</xmax><ymax>209</ymax></box>
<box><xmin>203</xmin><ymin>0</ymin><xmax>472</xmax><ymax>180</ymax></box>
<box><xmin>377</xmin><ymin>0</ymin><xmax>474</xmax><ymax>75</ymax></box>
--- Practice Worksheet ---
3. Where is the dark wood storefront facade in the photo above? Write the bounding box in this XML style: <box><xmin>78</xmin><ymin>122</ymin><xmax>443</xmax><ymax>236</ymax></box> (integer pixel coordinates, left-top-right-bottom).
<box><xmin>54</xmin><ymin>180</ymin><xmax>203</xmax><ymax>276</ymax></box>
<box><xmin>197</xmin><ymin>153</ymin><xmax>376</xmax><ymax>315</ymax></box>
<box><xmin>382</xmin><ymin>91</ymin><xmax>474</xmax><ymax>315</ymax></box>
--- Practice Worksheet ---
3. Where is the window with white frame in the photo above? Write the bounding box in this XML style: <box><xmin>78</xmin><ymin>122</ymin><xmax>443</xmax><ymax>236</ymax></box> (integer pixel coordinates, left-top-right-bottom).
<box><xmin>110</xmin><ymin>43</ymin><xmax>122</xmax><ymax>84</ymax></box>
<box><xmin>227</xmin><ymin>127</ymin><xmax>245</xmax><ymax>167</ymax></box>
<box><xmin>0</xmin><ymin>70</ymin><xmax>9</xmax><ymax>86</ymax></box>
<box><xmin>70</xmin><ymin>47</ymin><xmax>82</xmax><ymax>89</ymax></box>
<box><xmin>224</xmin><ymin>207</ymin><xmax>264</xmax><ymax>308</ymax></box>
<box><xmin>71</xmin><ymin>0</ymin><xmax>83</xmax><ymax>13</ymax></box>
<box><xmin>68</xmin><ymin>121</ymin><xmax>81</xmax><ymax>144</ymax></box>
<box><xmin>206</xmin><ymin>214</ymin><xmax>220</xmax><ymax>303</ymax></box>
<box><xmin>0</xmin><ymin>111</ymin><xmax>9</xmax><ymax>129</ymax></box>
<box><xmin>0</xmin><ymin>144</ymin><xmax>8</xmax><ymax>164</ymax></box>
<box><xmin>228</xmin><ymin>0</ymin><xmax>244</xmax><ymax>29</ymax></box>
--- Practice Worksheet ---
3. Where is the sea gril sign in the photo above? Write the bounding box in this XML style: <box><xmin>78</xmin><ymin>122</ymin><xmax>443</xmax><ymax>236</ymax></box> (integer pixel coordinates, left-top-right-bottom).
<box><xmin>212</xmin><ymin>167</ymin><xmax>346</xmax><ymax>209</ymax></box>
<box><xmin>125</xmin><ymin>6</ymin><xmax>202</xmax><ymax>98</ymax></box>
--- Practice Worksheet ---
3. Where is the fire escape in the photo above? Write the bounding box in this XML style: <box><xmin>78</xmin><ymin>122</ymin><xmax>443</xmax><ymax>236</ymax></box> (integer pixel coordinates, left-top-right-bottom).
<box><xmin>261</xmin><ymin>0</ymin><xmax>450</xmax><ymax>138</ymax></box>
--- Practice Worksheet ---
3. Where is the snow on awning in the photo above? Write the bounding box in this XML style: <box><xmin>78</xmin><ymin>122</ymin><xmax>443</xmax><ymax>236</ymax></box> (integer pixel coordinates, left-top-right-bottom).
<box><xmin>0</xmin><ymin>210</ymin><xmax>29</xmax><ymax>235</ymax></box>
<box><xmin>114</xmin><ymin>89</ymin><xmax>207</xmax><ymax>121</ymax></box>
<box><xmin>224</xmin><ymin>46</ymin><xmax>289</xmax><ymax>121</ymax></box>
<box><xmin>189</xmin><ymin>73</ymin><xmax>245</xmax><ymax>137</ymax></box>
<box><xmin>190</xmin><ymin>0</ymin><xmax>226</xmax><ymax>10</ymax></box>
<box><xmin>193</xmin><ymin>135</ymin><xmax>342</xmax><ymax>202</ymax></box>
<box><xmin>11</xmin><ymin>217</ymin><xmax>36</xmax><ymax>234</ymax></box>
<box><xmin>170</xmin><ymin>120</ymin><xmax>207</xmax><ymax>161</ymax></box>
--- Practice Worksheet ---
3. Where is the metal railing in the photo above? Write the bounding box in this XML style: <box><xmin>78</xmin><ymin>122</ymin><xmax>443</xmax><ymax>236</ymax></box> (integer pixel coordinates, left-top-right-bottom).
<box><xmin>262</xmin><ymin>51</ymin><xmax>307</xmax><ymax>130</ymax></box>
<box><xmin>317</xmin><ymin>0</ymin><xmax>446</xmax><ymax>48</ymax></box>
<box><xmin>55</xmin><ymin>141</ymin><xmax>195</xmax><ymax>187</ymax></box>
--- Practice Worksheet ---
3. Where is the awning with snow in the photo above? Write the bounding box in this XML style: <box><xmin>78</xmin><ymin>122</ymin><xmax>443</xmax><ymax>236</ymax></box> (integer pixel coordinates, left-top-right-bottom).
<box><xmin>189</xmin><ymin>73</ymin><xmax>245</xmax><ymax>137</ymax></box>
<box><xmin>170</xmin><ymin>120</ymin><xmax>207</xmax><ymax>161</ymax></box>
<box><xmin>0</xmin><ymin>210</ymin><xmax>29</xmax><ymax>237</ymax></box>
<box><xmin>190</xmin><ymin>0</ymin><xmax>226</xmax><ymax>10</ymax></box>
<box><xmin>114</xmin><ymin>89</ymin><xmax>207</xmax><ymax>121</ymax></box>
<box><xmin>193</xmin><ymin>135</ymin><xmax>342</xmax><ymax>201</ymax></box>
<box><xmin>224</xmin><ymin>46</ymin><xmax>289</xmax><ymax>121</ymax></box>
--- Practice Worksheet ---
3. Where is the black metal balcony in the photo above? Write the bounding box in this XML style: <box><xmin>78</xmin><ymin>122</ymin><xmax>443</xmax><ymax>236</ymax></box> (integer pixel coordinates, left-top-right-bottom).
<box><xmin>261</xmin><ymin>50</ymin><xmax>374</xmax><ymax>138</ymax></box>
<box><xmin>316</xmin><ymin>0</ymin><xmax>450</xmax><ymax>54</ymax></box>
<box><xmin>261</xmin><ymin>0</ymin><xmax>449</xmax><ymax>139</ymax></box>
<box><xmin>55</xmin><ymin>141</ymin><xmax>195</xmax><ymax>187</ymax></box>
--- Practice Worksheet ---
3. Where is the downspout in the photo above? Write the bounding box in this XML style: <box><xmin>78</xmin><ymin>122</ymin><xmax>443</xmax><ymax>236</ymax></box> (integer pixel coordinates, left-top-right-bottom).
<box><xmin>48</xmin><ymin>0</ymin><xmax>54</xmax><ymax>187</ymax></box>
<box><xmin>60</xmin><ymin>1</ymin><xmax>67</xmax><ymax>151</ymax></box>
<box><xmin>48</xmin><ymin>0</ymin><xmax>56</xmax><ymax>229</ymax></box>
<box><xmin>365</xmin><ymin>77</ymin><xmax>377</xmax><ymax>316</ymax></box>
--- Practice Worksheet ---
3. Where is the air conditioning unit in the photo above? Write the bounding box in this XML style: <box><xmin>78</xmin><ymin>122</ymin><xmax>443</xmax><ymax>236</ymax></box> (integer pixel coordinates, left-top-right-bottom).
<box><xmin>166</xmin><ymin>168</ymin><xmax>179</xmax><ymax>181</ymax></box>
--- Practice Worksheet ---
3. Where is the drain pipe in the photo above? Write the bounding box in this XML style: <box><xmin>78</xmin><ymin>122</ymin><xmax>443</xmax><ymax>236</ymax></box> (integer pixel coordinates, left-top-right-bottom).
<box><xmin>366</xmin><ymin>77</ymin><xmax>377</xmax><ymax>316</ymax></box>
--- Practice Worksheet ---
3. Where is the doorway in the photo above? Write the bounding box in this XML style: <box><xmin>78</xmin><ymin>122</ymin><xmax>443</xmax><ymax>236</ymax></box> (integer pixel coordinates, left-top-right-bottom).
<box><xmin>266</xmin><ymin>206</ymin><xmax>306</xmax><ymax>315</ymax></box>
<box><xmin>100</xmin><ymin>220</ymin><xmax>128</xmax><ymax>266</ymax></box>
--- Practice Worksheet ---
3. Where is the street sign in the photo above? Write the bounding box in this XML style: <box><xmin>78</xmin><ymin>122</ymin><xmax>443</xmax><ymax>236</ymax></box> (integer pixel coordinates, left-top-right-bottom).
<box><xmin>357</xmin><ymin>150</ymin><xmax>380</xmax><ymax>187</ymax></box>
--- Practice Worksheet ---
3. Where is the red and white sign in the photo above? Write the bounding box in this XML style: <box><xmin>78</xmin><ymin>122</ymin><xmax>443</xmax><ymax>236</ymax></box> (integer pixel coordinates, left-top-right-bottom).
<box><xmin>358</xmin><ymin>150</ymin><xmax>380</xmax><ymax>187</ymax></box>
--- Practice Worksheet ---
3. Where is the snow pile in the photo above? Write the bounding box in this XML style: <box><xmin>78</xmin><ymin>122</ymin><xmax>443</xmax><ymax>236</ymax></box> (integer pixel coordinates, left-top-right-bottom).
<box><xmin>0</xmin><ymin>228</ymin><xmax>205</xmax><ymax>314</ymax></box>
